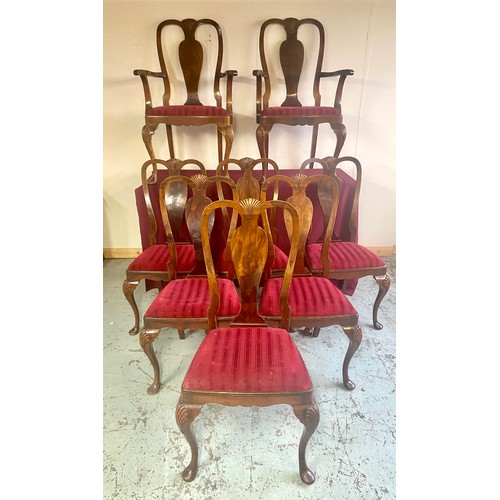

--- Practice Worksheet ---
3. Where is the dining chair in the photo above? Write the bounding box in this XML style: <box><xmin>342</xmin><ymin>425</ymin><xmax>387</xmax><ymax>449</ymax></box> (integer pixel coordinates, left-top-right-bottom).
<box><xmin>175</xmin><ymin>197</ymin><xmax>320</xmax><ymax>484</ymax></box>
<box><xmin>123</xmin><ymin>158</ymin><xmax>205</xmax><ymax>335</ymax></box>
<box><xmin>253</xmin><ymin>17</ymin><xmax>353</xmax><ymax>160</ymax></box>
<box><xmin>133</xmin><ymin>18</ymin><xmax>237</xmax><ymax>163</ymax></box>
<box><xmin>138</xmin><ymin>174</ymin><xmax>239</xmax><ymax>395</ymax></box>
<box><xmin>259</xmin><ymin>173</ymin><xmax>362</xmax><ymax>390</ymax></box>
<box><xmin>302</xmin><ymin>156</ymin><xmax>391</xmax><ymax>330</ymax></box>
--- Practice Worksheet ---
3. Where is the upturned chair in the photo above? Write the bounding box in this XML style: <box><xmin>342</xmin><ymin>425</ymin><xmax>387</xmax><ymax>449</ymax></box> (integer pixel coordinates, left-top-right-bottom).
<box><xmin>133</xmin><ymin>18</ymin><xmax>237</xmax><ymax>163</ymax></box>
<box><xmin>123</xmin><ymin>158</ymin><xmax>205</xmax><ymax>335</ymax></box>
<box><xmin>259</xmin><ymin>173</ymin><xmax>362</xmax><ymax>390</ymax></box>
<box><xmin>176</xmin><ymin>197</ymin><xmax>320</xmax><ymax>484</ymax></box>
<box><xmin>139</xmin><ymin>174</ymin><xmax>239</xmax><ymax>395</ymax></box>
<box><xmin>253</xmin><ymin>17</ymin><xmax>353</xmax><ymax>160</ymax></box>
<box><xmin>302</xmin><ymin>156</ymin><xmax>391</xmax><ymax>329</ymax></box>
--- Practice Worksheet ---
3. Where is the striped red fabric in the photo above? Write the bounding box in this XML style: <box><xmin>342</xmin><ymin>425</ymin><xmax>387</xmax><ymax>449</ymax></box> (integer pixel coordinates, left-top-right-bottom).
<box><xmin>259</xmin><ymin>276</ymin><xmax>357</xmax><ymax>317</ymax></box>
<box><xmin>306</xmin><ymin>242</ymin><xmax>385</xmax><ymax>271</ymax></box>
<box><xmin>182</xmin><ymin>327</ymin><xmax>312</xmax><ymax>392</ymax></box>
<box><xmin>147</xmin><ymin>105</ymin><xmax>229</xmax><ymax>117</ymax></box>
<box><xmin>127</xmin><ymin>244</ymin><xmax>195</xmax><ymax>272</ymax></box>
<box><xmin>262</xmin><ymin>106</ymin><xmax>341</xmax><ymax>117</ymax></box>
<box><xmin>145</xmin><ymin>278</ymin><xmax>240</xmax><ymax>319</ymax></box>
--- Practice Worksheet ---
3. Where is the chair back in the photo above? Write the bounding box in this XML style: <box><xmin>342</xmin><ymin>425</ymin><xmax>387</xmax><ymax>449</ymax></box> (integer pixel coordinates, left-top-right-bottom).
<box><xmin>156</xmin><ymin>18</ymin><xmax>225</xmax><ymax>107</ymax></box>
<box><xmin>258</xmin><ymin>17</ymin><xmax>326</xmax><ymax>109</ymax></box>
<box><xmin>201</xmin><ymin>198</ymin><xmax>300</xmax><ymax>330</ymax></box>
<box><xmin>261</xmin><ymin>173</ymin><xmax>340</xmax><ymax>277</ymax></box>
<box><xmin>159</xmin><ymin>174</ymin><xmax>238</xmax><ymax>278</ymax></box>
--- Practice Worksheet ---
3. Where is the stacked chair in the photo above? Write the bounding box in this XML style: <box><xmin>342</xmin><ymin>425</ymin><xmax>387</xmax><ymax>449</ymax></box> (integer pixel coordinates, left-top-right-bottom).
<box><xmin>125</xmin><ymin>16</ymin><xmax>389</xmax><ymax>484</ymax></box>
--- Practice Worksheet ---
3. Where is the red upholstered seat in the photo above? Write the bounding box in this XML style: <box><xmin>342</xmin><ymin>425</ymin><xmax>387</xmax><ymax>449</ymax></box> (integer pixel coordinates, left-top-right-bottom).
<box><xmin>306</xmin><ymin>241</ymin><xmax>385</xmax><ymax>271</ymax></box>
<box><xmin>182</xmin><ymin>327</ymin><xmax>312</xmax><ymax>393</ymax></box>
<box><xmin>145</xmin><ymin>278</ymin><xmax>240</xmax><ymax>319</ymax></box>
<box><xmin>127</xmin><ymin>244</ymin><xmax>196</xmax><ymax>272</ymax></box>
<box><xmin>262</xmin><ymin>106</ymin><xmax>341</xmax><ymax>117</ymax></box>
<box><xmin>260</xmin><ymin>276</ymin><xmax>357</xmax><ymax>317</ymax></box>
<box><xmin>148</xmin><ymin>105</ymin><xmax>229</xmax><ymax>117</ymax></box>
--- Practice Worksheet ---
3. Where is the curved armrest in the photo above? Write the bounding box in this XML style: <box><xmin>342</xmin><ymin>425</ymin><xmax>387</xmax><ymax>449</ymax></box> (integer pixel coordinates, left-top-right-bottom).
<box><xmin>253</xmin><ymin>69</ymin><xmax>267</xmax><ymax>119</ymax></box>
<box><xmin>319</xmin><ymin>69</ymin><xmax>354</xmax><ymax>111</ymax></box>
<box><xmin>219</xmin><ymin>70</ymin><xmax>238</xmax><ymax>116</ymax></box>
<box><xmin>133</xmin><ymin>69</ymin><xmax>166</xmax><ymax>113</ymax></box>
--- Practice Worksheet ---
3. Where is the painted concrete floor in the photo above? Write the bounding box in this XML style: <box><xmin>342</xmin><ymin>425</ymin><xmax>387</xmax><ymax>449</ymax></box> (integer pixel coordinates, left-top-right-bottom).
<box><xmin>103</xmin><ymin>257</ymin><xmax>396</xmax><ymax>499</ymax></box>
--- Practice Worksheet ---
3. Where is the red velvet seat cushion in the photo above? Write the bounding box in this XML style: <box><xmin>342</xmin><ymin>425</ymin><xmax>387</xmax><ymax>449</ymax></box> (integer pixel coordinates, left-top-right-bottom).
<box><xmin>145</xmin><ymin>278</ymin><xmax>240</xmax><ymax>319</ymax></box>
<box><xmin>127</xmin><ymin>244</ymin><xmax>195</xmax><ymax>272</ymax></box>
<box><xmin>262</xmin><ymin>106</ymin><xmax>341</xmax><ymax>117</ymax></box>
<box><xmin>147</xmin><ymin>105</ymin><xmax>229</xmax><ymax>117</ymax></box>
<box><xmin>306</xmin><ymin>242</ymin><xmax>386</xmax><ymax>271</ymax></box>
<box><xmin>259</xmin><ymin>276</ymin><xmax>357</xmax><ymax>317</ymax></box>
<box><xmin>216</xmin><ymin>244</ymin><xmax>289</xmax><ymax>273</ymax></box>
<box><xmin>182</xmin><ymin>327</ymin><xmax>312</xmax><ymax>393</ymax></box>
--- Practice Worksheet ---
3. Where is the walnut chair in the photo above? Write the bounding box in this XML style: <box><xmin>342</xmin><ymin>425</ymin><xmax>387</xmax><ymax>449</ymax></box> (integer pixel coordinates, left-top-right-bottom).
<box><xmin>214</xmin><ymin>157</ymin><xmax>288</xmax><ymax>276</ymax></box>
<box><xmin>133</xmin><ymin>18</ymin><xmax>237</xmax><ymax>163</ymax></box>
<box><xmin>139</xmin><ymin>174</ymin><xmax>240</xmax><ymax>395</ymax></box>
<box><xmin>123</xmin><ymin>158</ymin><xmax>205</xmax><ymax>335</ymax></box>
<box><xmin>302</xmin><ymin>156</ymin><xmax>391</xmax><ymax>330</ymax></box>
<box><xmin>259</xmin><ymin>173</ymin><xmax>362</xmax><ymax>390</ymax></box>
<box><xmin>176</xmin><ymin>197</ymin><xmax>320</xmax><ymax>484</ymax></box>
<box><xmin>253</xmin><ymin>18</ymin><xmax>354</xmax><ymax>160</ymax></box>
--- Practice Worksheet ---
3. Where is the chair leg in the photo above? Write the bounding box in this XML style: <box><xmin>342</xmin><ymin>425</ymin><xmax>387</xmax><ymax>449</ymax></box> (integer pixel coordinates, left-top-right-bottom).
<box><xmin>341</xmin><ymin>325</ymin><xmax>362</xmax><ymax>390</ymax></box>
<box><xmin>373</xmin><ymin>275</ymin><xmax>391</xmax><ymax>330</ymax></box>
<box><xmin>175</xmin><ymin>398</ymin><xmax>202</xmax><ymax>482</ymax></box>
<box><xmin>292</xmin><ymin>399</ymin><xmax>320</xmax><ymax>485</ymax></box>
<box><xmin>122</xmin><ymin>280</ymin><xmax>140</xmax><ymax>335</ymax></box>
<box><xmin>177</xmin><ymin>329</ymin><xmax>186</xmax><ymax>340</ymax></box>
<box><xmin>310</xmin><ymin>124</ymin><xmax>319</xmax><ymax>159</ymax></box>
<box><xmin>218</xmin><ymin>125</ymin><xmax>234</xmax><ymax>161</ymax></box>
<box><xmin>166</xmin><ymin>124</ymin><xmax>175</xmax><ymax>159</ymax></box>
<box><xmin>256</xmin><ymin>124</ymin><xmax>271</xmax><ymax>158</ymax></box>
<box><xmin>330</xmin><ymin>123</ymin><xmax>347</xmax><ymax>158</ymax></box>
<box><xmin>139</xmin><ymin>328</ymin><xmax>161</xmax><ymax>395</ymax></box>
<box><xmin>141</xmin><ymin>124</ymin><xmax>158</xmax><ymax>160</ymax></box>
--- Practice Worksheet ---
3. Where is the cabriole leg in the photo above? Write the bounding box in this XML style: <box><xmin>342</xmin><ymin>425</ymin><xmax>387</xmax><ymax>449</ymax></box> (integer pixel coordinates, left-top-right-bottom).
<box><xmin>175</xmin><ymin>399</ymin><xmax>202</xmax><ymax>482</ymax></box>
<box><xmin>139</xmin><ymin>328</ymin><xmax>160</xmax><ymax>395</ymax></box>
<box><xmin>373</xmin><ymin>275</ymin><xmax>391</xmax><ymax>330</ymax></box>
<box><xmin>293</xmin><ymin>400</ymin><xmax>320</xmax><ymax>484</ymax></box>
<box><xmin>341</xmin><ymin>325</ymin><xmax>362</xmax><ymax>390</ymax></box>
<box><xmin>331</xmin><ymin>123</ymin><xmax>346</xmax><ymax>158</ymax></box>
<box><xmin>122</xmin><ymin>279</ymin><xmax>140</xmax><ymax>335</ymax></box>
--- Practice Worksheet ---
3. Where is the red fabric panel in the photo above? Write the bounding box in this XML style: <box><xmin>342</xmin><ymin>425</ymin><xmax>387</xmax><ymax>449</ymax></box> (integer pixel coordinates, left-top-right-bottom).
<box><xmin>127</xmin><ymin>244</ymin><xmax>196</xmax><ymax>272</ymax></box>
<box><xmin>306</xmin><ymin>242</ymin><xmax>385</xmax><ymax>271</ymax></box>
<box><xmin>182</xmin><ymin>327</ymin><xmax>312</xmax><ymax>392</ymax></box>
<box><xmin>262</xmin><ymin>106</ymin><xmax>341</xmax><ymax>117</ymax></box>
<box><xmin>147</xmin><ymin>105</ymin><xmax>229</xmax><ymax>117</ymax></box>
<box><xmin>145</xmin><ymin>278</ymin><xmax>240</xmax><ymax>319</ymax></box>
<box><xmin>259</xmin><ymin>277</ymin><xmax>357</xmax><ymax>317</ymax></box>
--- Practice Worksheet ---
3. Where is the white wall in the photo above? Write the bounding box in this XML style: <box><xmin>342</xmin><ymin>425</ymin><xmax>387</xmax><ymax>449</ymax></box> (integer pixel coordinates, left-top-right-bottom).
<box><xmin>103</xmin><ymin>0</ymin><xmax>395</xmax><ymax>253</ymax></box>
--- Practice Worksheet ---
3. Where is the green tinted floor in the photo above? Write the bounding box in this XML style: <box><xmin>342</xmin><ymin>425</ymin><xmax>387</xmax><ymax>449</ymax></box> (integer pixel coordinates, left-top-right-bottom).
<box><xmin>103</xmin><ymin>257</ymin><xmax>396</xmax><ymax>500</ymax></box>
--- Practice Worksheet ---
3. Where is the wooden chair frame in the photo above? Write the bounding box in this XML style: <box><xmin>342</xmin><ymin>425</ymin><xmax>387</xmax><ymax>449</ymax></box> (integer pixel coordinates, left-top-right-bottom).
<box><xmin>123</xmin><ymin>158</ymin><xmax>205</xmax><ymax>335</ymax></box>
<box><xmin>134</xmin><ymin>18</ymin><xmax>237</xmax><ymax>163</ymax></box>
<box><xmin>176</xmin><ymin>198</ymin><xmax>320</xmax><ymax>484</ymax></box>
<box><xmin>253</xmin><ymin>17</ymin><xmax>354</xmax><ymax>159</ymax></box>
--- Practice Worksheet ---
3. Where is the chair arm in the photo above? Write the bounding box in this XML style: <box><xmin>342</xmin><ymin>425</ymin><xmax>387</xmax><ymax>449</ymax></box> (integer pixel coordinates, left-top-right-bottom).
<box><xmin>253</xmin><ymin>70</ymin><xmax>267</xmax><ymax>120</ymax></box>
<box><xmin>133</xmin><ymin>69</ymin><xmax>166</xmax><ymax>114</ymax></box>
<box><xmin>219</xmin><ymin>70</ymin><xmax>238</xmax><ymax>115</ymax></box>
<box><xmin>319</xmin><ymin>69</ymin><xmax>354</xmax><ymax>111</ymax></box>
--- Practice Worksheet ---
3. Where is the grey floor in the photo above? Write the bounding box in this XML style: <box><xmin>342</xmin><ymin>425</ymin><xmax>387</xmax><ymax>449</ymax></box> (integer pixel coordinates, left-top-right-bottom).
<box><xmin>103</xmin><ymin>257</ymin><xmax>396</xmax><ymax>500</ymax></box>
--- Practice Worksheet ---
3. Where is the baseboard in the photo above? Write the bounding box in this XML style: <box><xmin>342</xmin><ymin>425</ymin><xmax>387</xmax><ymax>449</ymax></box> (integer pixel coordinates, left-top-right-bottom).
<box><xmin>365</xmin><ymin>245</ymin><xmax>396</xmax><ymax>257</ymax></box>
<box><xmin>103</xmin><ymin>245</ymin><xmax>396</xmax><ymax>259</ymax></box>
<box><xmin>103</xmin><ymin>248</ymin><xmax>141</xmax><ymax>259</ymax></box>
